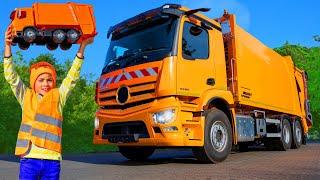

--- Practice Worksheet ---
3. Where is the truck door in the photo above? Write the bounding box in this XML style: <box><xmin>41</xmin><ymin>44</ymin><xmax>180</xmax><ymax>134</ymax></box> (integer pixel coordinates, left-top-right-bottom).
<box><xmin>177</xmin><ymin>17</ymin><xmax>216</xmax><ymax>97</ymax></box>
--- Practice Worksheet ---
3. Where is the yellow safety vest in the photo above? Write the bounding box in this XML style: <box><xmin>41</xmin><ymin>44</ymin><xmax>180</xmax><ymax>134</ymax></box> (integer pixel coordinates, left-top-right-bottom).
<box><xmin>15</xmin><ymin>88</ymin><xmax>63</xmax><ymax>155</ymax></box>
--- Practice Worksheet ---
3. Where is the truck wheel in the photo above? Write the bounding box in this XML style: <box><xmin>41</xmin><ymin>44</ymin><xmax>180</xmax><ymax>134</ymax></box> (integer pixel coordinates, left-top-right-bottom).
<box><xmin>18</xmin><ymin>41</ymin><xmax>30</xmax><ymax>50</ymax></box>
<box><xmin>280</xmin><ymin>118</ymin><xmax>292</xmax><ymax>150</ymax></box>
<box><xmin>46</xmin><ymin>42</ymin><xmax>58</xmax><ymax>51</ymax></box>
<box><xmin>52</xmin><ymin>29</ymin><xmax>66</xmax><ymax>44</ymax></box>
<box><xmin>291</xmin><ymin>120</ymin><xmax>302</xmax><ymax>149</ymax></box>
<box><xmin>67</xmin><ymin>29</ymin><xmax>80</xmax><ymax>43</ymax></box>
<box><xmin>23</xmin><ymin>27</ymin><xmax>37</xmax><ymax>43</ymax></box>
<box><xmin>192</xmin><ymin>108</ymin><xmax>232</xmax><ymax>163</ymax></box>
<box><xmin>118</xmin><ymin>146</ymin><xmax>155</xmax><ymax>161</ymax></box>
<box><xmin>302</xmin><ymin>134</ymin><xmax>307</xmax><ymax>145</ymax></box>
<box><xmin>60</xmin><ymin>43</ymin><xmax>72</xmax><ymax>50</ymax></box>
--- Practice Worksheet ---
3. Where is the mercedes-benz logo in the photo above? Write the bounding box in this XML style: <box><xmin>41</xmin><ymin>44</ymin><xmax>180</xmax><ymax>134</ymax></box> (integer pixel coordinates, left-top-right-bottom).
<box><xmin>116</xmin><ymin>86</ymin><xmax>130</xmax><ymax>105</ymax></box>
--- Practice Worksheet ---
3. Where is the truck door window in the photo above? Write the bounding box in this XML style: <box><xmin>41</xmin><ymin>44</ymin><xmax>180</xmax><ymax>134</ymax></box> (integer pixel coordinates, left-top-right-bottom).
<box><xmin>182</xmin><ymin>22</ymin><xmax>209</xmax><ymax>60</ymax></box>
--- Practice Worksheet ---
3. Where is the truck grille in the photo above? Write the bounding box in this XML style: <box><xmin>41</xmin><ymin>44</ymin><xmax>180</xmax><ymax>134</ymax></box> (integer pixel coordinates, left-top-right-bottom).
<box><xmin>99</xmin><ymin>82</ymin><xmax>156</xmax><ymax>110</ymax></box>
<box><xmin>102</xmin><ymin>121</ymin><xmax>149</xmax><ymax>138</ymax></box>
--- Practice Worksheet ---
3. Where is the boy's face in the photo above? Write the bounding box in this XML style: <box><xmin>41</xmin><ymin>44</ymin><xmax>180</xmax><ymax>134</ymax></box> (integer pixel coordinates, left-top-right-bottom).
<box><xmin>34</xmin><ymin>73</ymin><xmax>54</xmax><ymax>95</ymax></box>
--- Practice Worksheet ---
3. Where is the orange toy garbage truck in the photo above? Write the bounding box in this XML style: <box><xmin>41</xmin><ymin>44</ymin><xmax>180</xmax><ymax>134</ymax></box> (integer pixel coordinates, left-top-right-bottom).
<box><xmin>93</xmin><ymin>4</ymin><xmax>313</xmax><ymax>163</ymax></box>
<box><xmin>10</xmin><ymin>2</ymin><xmax>96</xmax><ymax>50</ymax></box>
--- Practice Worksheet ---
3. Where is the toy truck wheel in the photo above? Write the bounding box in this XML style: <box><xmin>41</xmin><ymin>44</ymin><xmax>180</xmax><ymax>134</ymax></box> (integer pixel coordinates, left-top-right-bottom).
<box><xmin>23</xmin><ymin>27</ymin><xmax>37</xmax><ymax>43</ymax></box>
<box><xmin>291</xmin><ymin>119</ymin><xmax>302</xmax><ymax>149</ymax></box>
<box><xmin>46</xmin><ymin>41</ymin><xmax>58</xmax><ymax>51</ymax></box>
<box><xmin>18</xmin><ymin>41</ymin><xmax>30</xmax><ymax>50</ymax></box>
<box><xmin>67</xmin><ymin>29</ymin><xmax>80</xmax><ymax>43</ymax></box>
<box><xmin>52</xmin><ymin>29</ymin><xmax>66</xmax><ymax>44</ymax></box>
<box><xmin>192</xmin><ymin>108</ymin><xmax>232</xmax><ymax>163</ymax></box>
<box><xmin>60</xmin><ymin>43</ymin><xmax>72</xmax><ymax>50</ymax></box>
<box><xmin>118</xmin><ymin>146</ymin><xmax>155</xmax><ymax>161</ymax></box>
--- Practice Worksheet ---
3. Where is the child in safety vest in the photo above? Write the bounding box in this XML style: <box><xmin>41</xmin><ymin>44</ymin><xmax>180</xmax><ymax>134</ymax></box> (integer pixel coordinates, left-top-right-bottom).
<box><xmin>3</xmin><ymin>25</ymin><xmax>94</xmax><ymax>180</ymax></box>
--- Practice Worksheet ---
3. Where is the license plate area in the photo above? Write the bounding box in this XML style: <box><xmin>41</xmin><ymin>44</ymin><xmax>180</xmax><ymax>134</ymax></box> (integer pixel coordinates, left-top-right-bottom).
<box><xmin>105</xmin><ymin>134</ymin><xmax>140</xmax><ymax>143</ymax></box>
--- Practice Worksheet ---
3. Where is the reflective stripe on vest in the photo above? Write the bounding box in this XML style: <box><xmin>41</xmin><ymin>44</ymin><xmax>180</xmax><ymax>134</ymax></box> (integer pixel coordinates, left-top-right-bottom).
<box><xmin>19</xmin><ymin>124</ymin><xmax>32</xmax><ymax>133</ymax></box>
<box><xmin>16</xmin><ymin>139</ymin><xmax>29</xmax><ymax>147</ymax></box>
<box><xmin>35</xmin><ymin>114</ymin><xmax>62</xmax><ymax>128</ymax></box>
<box><xmin>31</xmin><ymin>128</ymin><xmax>61</xmax><ymax>144</ymax></box>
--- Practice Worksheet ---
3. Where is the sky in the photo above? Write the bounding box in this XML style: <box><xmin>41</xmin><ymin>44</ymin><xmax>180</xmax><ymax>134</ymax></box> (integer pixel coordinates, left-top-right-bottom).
<box><xmin>0</xmin><ymin>0</ymin><xmax>319</xmax><ymax>80</ymax></box>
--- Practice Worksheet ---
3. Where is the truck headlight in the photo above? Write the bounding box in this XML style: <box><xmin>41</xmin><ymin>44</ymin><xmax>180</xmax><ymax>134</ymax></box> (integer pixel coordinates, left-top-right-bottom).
<box><xmin>94</xmin><ymin>117</ymin><xmax>99</xmax><ymax>129</ymax></box>
<box><xmin>152</xmin><ymin>109</ymin><xmax>175</xmax><ymax>124</ymax></box>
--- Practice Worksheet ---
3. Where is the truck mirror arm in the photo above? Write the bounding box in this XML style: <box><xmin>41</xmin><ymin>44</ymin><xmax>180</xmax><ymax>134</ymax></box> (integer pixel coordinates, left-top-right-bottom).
<box><xmin>184</xmin><ymin>8</ymin><xmax>211</xmax><ymax>16</ymax></box>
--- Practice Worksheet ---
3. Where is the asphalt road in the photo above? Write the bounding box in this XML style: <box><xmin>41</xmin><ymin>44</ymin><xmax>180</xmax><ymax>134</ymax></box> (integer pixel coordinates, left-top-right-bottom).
<box><xmin>1</xmin><ymin>143</ymin><xmax>320</xmax><ymax>180</ymax></box>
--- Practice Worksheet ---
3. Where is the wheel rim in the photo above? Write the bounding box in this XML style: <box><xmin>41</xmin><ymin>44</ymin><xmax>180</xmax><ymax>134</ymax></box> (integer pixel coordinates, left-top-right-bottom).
<box><xmin>53</xmin><ymin>30</ymin><xmax>66</xmax><ymax>43</ymax></box>
<box><xmin>283</xmin><ymin>124</ymin><xmax>290</xmax><ymax>144</ymax></box>
<box><xmin>210</xmin><ymin>121</ymin><xmax>227</xmax><ymax>152</ymax></box>
<box><xmin>24</xmin><ymin>28</ymin><xmax>36</xmax><ymax>43</ymax></box>
<box><xmin>295</xmin><ymin>122</ymin><xmax>302</xmax><ymax>144</ymax></box>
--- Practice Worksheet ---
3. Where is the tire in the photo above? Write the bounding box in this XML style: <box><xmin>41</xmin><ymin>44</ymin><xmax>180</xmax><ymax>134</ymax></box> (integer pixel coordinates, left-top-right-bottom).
<box><xmin>118</xmin><ymin>146</ymin><xmax>155</xmax><ymax>161</ymax></box>
<box><xmin>67</xmin><ymin>29</ymin><xmax>80</xmax><ymax>43</ymax></box>
<box><xmin>18</xmin><ymin>41</ymin><xmax>30</xmax><ymax>50</ymax></box>
<box><xmin>279</xmin><ymin>118</ymin><xmax>292</xmax><ymax>150</ymax></box>
<box><xmin>23</xmin><ymin>27</ymin><xmax>37</xmax><ymax>43</ymax></box>
<box><xmin>60</xmin><ymin>43</ymin><xmax>72</xmax><ymax>50</ymax></box>
<box><xmin>291</xmin><ymin>120</ymin><xmax>302</xmax><ymax>149</ymax></box>
<box><xmin>46</xmin><ymin>41</ymin><xmax>58</xmax><ymax>51</ymax></box>
<box><xmin>52</xmin><ymin>29</ymin><xmax>66</xmax><ymax>44</ymax></box>
<box><xmin>192</xmin><ymin>108</ymin><xmax>232</xmax><ymax>163</ymax></box>
<box><xmin>302</xmin><ymin>134</ymin><xmax>307</xmax><ymax>145</ymax></box>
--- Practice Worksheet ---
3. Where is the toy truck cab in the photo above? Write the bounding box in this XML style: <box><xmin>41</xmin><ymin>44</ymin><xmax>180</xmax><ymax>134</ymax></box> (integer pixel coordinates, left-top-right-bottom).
<box><xmin>10</xmin><ymin>2</ymin><xmax>96</xmax><ymax>50</ymax></box>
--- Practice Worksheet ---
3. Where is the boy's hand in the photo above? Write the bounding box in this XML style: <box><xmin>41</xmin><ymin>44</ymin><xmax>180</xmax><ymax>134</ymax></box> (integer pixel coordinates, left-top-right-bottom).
<box><xmin>4</xmin><ymin>25</ymin><xmax>13</xmax><ymax>57</ymax></box>
<box><xmin>5</xmin><ymin>25</ymin><xmax>13</xmax><ymax>46</ymax></box>
<box><xmin>81</xmin><ymin>37</ymin><xmax>94</xmax><ymax>47</ymax></box>
<box><xmin>77</xmin><ymin>36</ymin><xmax>95</xmax><ymax>59</ymax></box>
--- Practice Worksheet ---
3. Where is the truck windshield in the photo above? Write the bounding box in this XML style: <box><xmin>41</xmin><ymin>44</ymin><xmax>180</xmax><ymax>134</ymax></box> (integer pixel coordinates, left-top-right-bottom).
<box><xmin>102</xmin><ymin>17</ymin><xmax>178</xmax><ymax>74</ymax></box>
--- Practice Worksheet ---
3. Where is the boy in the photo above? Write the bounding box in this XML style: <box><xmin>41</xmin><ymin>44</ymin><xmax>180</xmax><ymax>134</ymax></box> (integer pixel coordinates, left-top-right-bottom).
<box><xmin>4</xmin><ymin>25</ymin><xmax>94</xmax><ymax>179</ymax></box>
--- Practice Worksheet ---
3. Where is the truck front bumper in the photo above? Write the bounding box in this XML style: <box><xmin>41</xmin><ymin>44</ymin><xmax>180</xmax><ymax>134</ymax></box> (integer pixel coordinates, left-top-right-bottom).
<box><xmin>93</xmin><ymin>96</ymin><xmax>204</xmax><ymax>147</ymax></box>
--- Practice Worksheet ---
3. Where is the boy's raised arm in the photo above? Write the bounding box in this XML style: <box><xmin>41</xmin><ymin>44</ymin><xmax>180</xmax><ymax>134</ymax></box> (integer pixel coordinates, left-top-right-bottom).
<box><xmin>3</xmin><ymin>25</ymin><xmax>27</xmax><ymax>107</ymax></box>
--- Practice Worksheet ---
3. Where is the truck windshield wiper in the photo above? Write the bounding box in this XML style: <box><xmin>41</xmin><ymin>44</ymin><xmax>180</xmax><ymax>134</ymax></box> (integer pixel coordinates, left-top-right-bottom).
<box><xmin>139</xmin><ymin>47</ymin><xmax>169</xmax><ymax>54</ymax></box>
<box><xmin>112</xmin><ymin>47</ymin><xmax>169</xmax><ymax>64</ymax></box>
<box><xmin>103</xmin><ymin>47</ymin><xmax>170</xmax><ymax>74</ymax></box>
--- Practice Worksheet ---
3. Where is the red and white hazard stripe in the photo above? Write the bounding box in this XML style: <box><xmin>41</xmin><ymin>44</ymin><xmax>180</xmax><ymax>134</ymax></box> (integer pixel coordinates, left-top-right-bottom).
<box><xmin>100</xmin><ymin>67</ymin><xmax>159</xmax><ymax>89</ymax></box>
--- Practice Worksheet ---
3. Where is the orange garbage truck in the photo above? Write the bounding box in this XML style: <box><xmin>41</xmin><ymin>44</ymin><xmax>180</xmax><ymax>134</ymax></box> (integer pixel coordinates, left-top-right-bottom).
<box><xmin>10</xmin><ymin>2</ymin><xmax>96</xmax><ymax>50</ymax></box>
<box><xmin>93</xmin><ymin>4</ymin><xmax>313</xmax><ymax>163</ymax></box>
